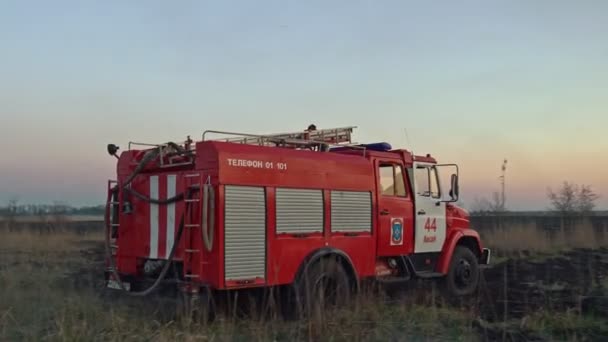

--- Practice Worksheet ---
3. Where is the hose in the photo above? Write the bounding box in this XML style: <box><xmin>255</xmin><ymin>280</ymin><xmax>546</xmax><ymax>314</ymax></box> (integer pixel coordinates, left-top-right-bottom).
<box><xmin>202</xmin><ymin>184</ymin><xmax>215</xmax><ymax>251</ymax></box>
<box><xmin>125</xmin><ymin>187</ymin><xmax>187</xmax><ymax>205</ymax></box>
<box><xmin>104</xmin><ymin>141</ymin><xmax>198</xmax><ymax>296</ymax></box>
<box><xmin>105</xmin><ymin>201</ymin><xmax>191</xmax><ymax>296</ymax></box>
<box><xmin>121</xmin><ymin>142</ymin><xmax>191</xmax><ymax>189</ymax></box>
<box><xmin>121</xmin><ymin>149</ymin><xmax>159</xmax><ymax>189</ymax></box>
<box><xmin>115</xmin><ymin>141</ymin><xmax>195</xmax><ymax>202</ymax></box>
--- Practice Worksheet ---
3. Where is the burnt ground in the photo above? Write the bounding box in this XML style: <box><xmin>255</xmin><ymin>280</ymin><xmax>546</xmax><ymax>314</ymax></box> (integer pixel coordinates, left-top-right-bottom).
<box><xmin>469</xmin><ymin>248</ymin><xmax>608</xmax><ymax>341</ymax></box>
<box><xmin>481</xmin><ymin>248</ymin><xmax>608</xmax><ymax>319</ymax></box>
<box><xmin>61</xmin><ymin>243</ymin><xmax>608</xmax><ymax>341</ymax></box>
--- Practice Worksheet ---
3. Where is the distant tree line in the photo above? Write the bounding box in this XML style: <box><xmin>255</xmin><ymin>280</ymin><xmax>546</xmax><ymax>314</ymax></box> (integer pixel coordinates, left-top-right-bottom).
<box><xmin>0</xmin><ymin>199</ymin><xmax>104</xmax><ymax>217</ymax></box>
<box><xmin>3</xmin><ymin>181</ymin><xmax>602</xmax><ymax>218</ymax></box>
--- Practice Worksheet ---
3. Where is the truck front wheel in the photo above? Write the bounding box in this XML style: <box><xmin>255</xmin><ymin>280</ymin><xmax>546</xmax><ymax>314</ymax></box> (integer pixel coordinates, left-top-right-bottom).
<box><xmin>444</xmin><ymin>246</ymin><xmax>480</xmax><ymax>296</ymax></box>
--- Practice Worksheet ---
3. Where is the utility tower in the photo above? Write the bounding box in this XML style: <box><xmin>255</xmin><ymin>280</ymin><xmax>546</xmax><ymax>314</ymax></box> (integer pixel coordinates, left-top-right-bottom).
<box><xmin>500</xmin><ymin>159</ymin><xmax>508</xmax><ymax>211</ymax></box>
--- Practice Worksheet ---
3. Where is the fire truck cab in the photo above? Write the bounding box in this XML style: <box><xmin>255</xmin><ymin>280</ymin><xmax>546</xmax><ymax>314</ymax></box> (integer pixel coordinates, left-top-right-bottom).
<box><xmin>105</xmin><ymin>126</ymin><xmax>490</xmax><ymax>306</ymax></box>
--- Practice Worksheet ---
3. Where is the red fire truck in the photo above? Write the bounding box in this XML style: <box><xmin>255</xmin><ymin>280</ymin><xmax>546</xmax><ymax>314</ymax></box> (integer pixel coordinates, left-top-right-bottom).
<box><xmin>104</xmin><ymin>126</ymin><xmax>490</xmax><ymax>310</ymax></box>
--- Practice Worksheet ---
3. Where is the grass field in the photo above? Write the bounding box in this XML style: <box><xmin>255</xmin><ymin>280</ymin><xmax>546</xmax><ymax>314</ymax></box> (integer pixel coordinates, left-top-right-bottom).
<box><xmin>1</xmin><ymin>220</ymin><xmax>607</xmax><ymax>341</ymax></box>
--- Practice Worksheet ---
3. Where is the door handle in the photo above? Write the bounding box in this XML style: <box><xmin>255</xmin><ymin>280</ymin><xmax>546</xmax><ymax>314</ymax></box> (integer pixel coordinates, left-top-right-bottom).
<box><xmin>380</xmin><ymin>209</ymin><xmax>390</xmax><ymax>215</ymax></box>
<box><xmin>417</xmin><ymin>210</ymin><xmax>426</xmax><ymax>215</ymax></box>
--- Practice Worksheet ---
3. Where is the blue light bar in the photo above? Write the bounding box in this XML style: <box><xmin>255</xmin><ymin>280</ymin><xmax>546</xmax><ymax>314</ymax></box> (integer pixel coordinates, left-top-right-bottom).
<box><xmin>330</xmin><ymin>142</ymin><xmax>392</xmax><ymax>152</ymax></box>
<box><xmin>360</xmin><ymin>142</ymin><xmax>392</xmax><ymax>151</ymax></box>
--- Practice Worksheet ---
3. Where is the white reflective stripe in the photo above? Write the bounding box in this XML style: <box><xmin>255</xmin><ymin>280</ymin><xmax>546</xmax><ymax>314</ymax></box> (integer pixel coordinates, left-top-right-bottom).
<box><xmin>149</xmin><ymin>176</ymin><xmax>159</xmax><ymax>259</ymax></box>
<box><xmin>166</xmin><ymin>175</ymin><xmax>177</xmax><ymax>257</ymax></box>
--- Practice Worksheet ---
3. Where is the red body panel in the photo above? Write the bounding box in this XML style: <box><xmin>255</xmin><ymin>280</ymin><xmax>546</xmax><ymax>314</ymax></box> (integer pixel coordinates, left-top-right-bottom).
<box><xmin>111</xmin><ymin>139</ymin><xmax>481</xmax><ymax>291</ymax></box>
<box><xmin>208</xmin><ymin>141</ymin><xmax>374</xmax><ymax>191</ymax></box>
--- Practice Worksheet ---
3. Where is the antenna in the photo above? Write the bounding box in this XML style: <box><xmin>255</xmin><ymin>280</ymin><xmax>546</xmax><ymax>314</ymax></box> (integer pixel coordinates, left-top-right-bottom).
<box><xmin>403</xmin><ymin>128</ymin><xmax>413</xmax><ymax>153</ymax></box>
<box><xmin>499</xmin><ymin>159</ymin><xmax>508</xmax><ymax>210</ymax></box>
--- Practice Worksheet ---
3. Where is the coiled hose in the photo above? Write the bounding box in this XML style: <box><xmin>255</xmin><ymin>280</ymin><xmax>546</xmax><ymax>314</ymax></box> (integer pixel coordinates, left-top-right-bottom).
<box><xmin>121</xmin><ymin>142</ymin><xmax>190</xmax><ymax>188</ymax></box>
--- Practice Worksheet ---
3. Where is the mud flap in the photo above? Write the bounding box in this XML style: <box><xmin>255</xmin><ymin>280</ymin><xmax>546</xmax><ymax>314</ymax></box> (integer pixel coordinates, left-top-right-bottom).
<box><xmin>107</xmin><ymin>279</ymin><xmax>131</xmax><ymax>291</ymax></box>
<box><xmin>480</xmin><ymin>248</ymin><xmax>491</xmax><ymax>266</ymax></box>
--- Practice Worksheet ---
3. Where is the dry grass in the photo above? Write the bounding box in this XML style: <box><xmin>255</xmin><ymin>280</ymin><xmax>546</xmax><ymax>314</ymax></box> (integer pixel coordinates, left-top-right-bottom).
<box><xmin>1</xmin><ymin>218</ymin><xmax>607</xmax><ymax>341</ymax></box>
<box><xmin>0</xmin><ymin>230</ymin><xmax>477</xmax><ymax>341</ymax></box>
<box><xmin>481</xmin><ymin>218</ymin><xmax>608</xmax><ymax>256</ymax></box>
<box><xmin>521</xmin><ymin>310</ymin><xmax>608</xmax><ymax>340</ymax></box>
<box><xmin>0</xmin><ymin>229</ymin><xmax>101</xmax><ymax>252</ymax></box>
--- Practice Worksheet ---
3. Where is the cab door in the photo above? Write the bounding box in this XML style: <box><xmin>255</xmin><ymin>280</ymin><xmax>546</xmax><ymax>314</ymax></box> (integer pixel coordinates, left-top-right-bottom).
<box><xmin>375</xmin><ymin>160</ymin><xmax>414</xmax><ymax>256</ymax></box>
<box><xmin>412</xmin><ymin>162</ymin><xmax>447</xmax><ymax>253</ymax></box>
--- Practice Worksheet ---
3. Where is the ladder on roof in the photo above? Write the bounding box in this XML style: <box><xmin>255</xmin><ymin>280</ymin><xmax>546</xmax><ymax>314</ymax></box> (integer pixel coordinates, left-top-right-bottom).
<box><xmin>203</xmin><ymin>126</ymin><xmax>356</xmax><ymax>147</ymax></box>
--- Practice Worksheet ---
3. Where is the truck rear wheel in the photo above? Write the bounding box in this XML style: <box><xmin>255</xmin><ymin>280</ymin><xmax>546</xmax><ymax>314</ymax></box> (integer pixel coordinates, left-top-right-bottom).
<box><xmin>444</xmin><ymin>246</ymin><xmax>480</xmax><ymax>296</ymax></box>
<box><xmin>296</xmin><ymin>256</ymin><xmax>352</xmax><ymax>318</ymax></box>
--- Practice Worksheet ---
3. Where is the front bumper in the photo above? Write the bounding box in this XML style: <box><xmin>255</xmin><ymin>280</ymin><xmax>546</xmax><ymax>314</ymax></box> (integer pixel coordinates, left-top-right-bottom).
<box><xmin>480</xmin><ymin>248</ymin><xmax>491</xmax><ymax>265</ymax></box>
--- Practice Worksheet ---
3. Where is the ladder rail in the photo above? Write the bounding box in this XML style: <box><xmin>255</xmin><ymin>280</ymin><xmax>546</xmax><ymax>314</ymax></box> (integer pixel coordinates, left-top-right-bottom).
<box><xmin>126</xmin><ymin>127</ymin><xmax>356</xmax><ymax>152</ymax></box>
<box><xmin>125</xmin><ymin>127</ymin><xmax>359</xmax><ymax>157</ymax></box>
<box><xmin>202</xmin><ymin>126</ymin><xmax>356</xmax><ymax>146</ymax></box>
<box><xmin>202</xmin><ymin>130</ymin><xmax>267</xmax><ymax>143</ymax></box>
<box><xmin>182</xmin><ymin>173</ymin><xmax>203</xmax><ymax>280</ymax></box>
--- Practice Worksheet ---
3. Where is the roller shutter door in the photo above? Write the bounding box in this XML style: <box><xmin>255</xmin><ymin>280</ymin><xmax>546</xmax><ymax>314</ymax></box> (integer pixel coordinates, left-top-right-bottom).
<box><xmin>331</xmin><ymin>190</ymin><xmax>372</xmax><ymax>233</ymax></box>
<box><xmin>224</xmin><ymin>185</ymin><xmax>266</xmax><ymax>281</ymax></box>
<box><xmin>276</xmin><ymin>188</ymin><xmax>324</xmax><ymax>234</ymax></box>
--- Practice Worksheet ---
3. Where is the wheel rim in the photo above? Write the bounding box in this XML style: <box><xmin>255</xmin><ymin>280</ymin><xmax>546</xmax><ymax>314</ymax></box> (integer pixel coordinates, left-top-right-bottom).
<box><xmin>454</xmin><ymin>259</ymin><xmax>474</xmax><ymax>289</ymax></box>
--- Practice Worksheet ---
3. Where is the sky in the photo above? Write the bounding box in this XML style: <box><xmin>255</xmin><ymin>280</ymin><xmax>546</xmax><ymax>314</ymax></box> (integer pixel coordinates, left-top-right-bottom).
<box><xmin>1</xmin><ymin>1</ymin><xmax>607</xmax><ymax>210</ymax></box>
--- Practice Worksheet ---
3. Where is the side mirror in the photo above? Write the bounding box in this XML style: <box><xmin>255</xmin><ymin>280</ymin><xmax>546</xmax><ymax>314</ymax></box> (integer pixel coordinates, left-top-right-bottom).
<box><xmin>449</xmin><ymin>173</ymin><xmax>459</xmax><ymax>200</ymax></box>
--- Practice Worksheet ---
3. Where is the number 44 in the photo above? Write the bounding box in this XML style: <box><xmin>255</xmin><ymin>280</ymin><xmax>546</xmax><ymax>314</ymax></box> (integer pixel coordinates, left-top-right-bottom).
<box><xmin>424</xmin><ymin>218</ymin><xmax>437</xmax><ymax>232</ymax></box>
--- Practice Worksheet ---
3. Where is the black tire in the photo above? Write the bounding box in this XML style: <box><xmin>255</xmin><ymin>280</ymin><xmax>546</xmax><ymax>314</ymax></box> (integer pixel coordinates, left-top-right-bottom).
<box><xmin>295</xmin><ymin>256</ymin><xmax>353</xmax><ymax>318</ymax></box>
<box><xmin>444</xmin><ymin>246</ymin><xmax>480</xmax><ymax>296</ymax></box>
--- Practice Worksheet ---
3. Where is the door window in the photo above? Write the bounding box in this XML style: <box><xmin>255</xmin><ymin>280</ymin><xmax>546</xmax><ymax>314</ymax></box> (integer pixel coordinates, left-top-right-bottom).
<box><xmin>415</xmin><ymin>165</ymin><xmax>440</xmax><ymax>198</ymax></box>
<box><xmin>380</xmin><ymin>165</ymin><xmax>394</xmax><ymax>196</ymax></box>
<box><xmin>394</xmin><ymin>165</ymin><xmax>406</xmax><ymax>197</ymax></box>
<box><xmin>379</xmin><ymin>164</ymin><xmax>407</xmax><ymax>197</ymax></box>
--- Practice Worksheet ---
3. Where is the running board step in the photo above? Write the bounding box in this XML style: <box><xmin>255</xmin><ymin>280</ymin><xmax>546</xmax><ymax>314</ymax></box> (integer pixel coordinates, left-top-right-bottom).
<box><xmin>415</xmin><ymin>272</ymin><xmax>444</xmax><ymax>279</ymax></box>
<box><xmin>376</xmin><ymin>275</ymin><xmax>411</xmax><ymax>284</ymax></box>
